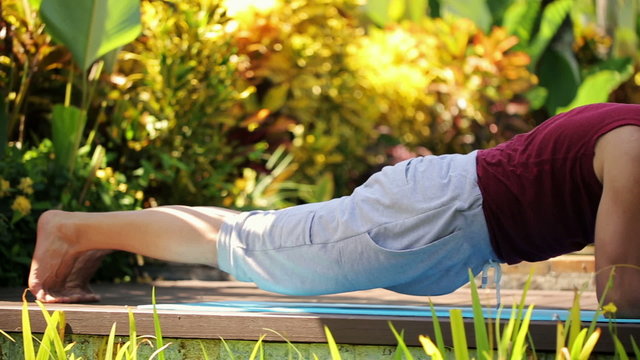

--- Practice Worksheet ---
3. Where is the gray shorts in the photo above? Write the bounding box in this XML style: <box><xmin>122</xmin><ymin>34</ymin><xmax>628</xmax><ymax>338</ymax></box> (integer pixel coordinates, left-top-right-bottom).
<box><xmin>217</xmin><ymin>151</ymin><xmax>500</xmax><ymax>296</ymax></box>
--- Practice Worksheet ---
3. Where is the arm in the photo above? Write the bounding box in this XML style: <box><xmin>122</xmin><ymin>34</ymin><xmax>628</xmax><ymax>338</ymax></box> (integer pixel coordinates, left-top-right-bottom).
<box><xmin>593</xmin><ymin>125</ymin><xmax>640</xmax><ymax>318</ymax></box>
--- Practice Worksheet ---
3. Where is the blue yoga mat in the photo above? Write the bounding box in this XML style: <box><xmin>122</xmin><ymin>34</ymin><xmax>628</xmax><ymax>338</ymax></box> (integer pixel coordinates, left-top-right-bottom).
<box><xmin>138</xmin><ymin>301</ymin><xmax>640</xmax><ymax>324</ymax></box>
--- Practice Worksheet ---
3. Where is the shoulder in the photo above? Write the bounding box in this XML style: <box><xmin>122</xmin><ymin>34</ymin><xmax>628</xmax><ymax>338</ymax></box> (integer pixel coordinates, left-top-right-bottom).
<box><xmin>593</xmin><ymin>125</ymin><xmax>640</xmax><ymax>184</ymax></box>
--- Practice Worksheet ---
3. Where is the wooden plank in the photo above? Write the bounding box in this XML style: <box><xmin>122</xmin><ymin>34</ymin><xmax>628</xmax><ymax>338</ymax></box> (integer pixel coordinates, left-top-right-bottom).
<box><xmin>1</xmin><ymin>281</ymin><xmax>633</xmax><ymax>354</ymax></box>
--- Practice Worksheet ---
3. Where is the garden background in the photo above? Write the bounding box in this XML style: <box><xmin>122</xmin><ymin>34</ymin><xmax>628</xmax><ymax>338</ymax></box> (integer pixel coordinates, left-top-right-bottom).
<box><xmin>0</xmin><ymin>0</ymin><xmax>638</xmax><ymax>286</ymax></box>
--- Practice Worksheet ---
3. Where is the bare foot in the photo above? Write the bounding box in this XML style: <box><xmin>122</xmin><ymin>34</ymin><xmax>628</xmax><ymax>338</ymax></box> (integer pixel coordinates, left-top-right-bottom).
<box><xmin>29</xmin><ymin>210</ymin><xmax>104</xmax><ymax>303</ymax></box>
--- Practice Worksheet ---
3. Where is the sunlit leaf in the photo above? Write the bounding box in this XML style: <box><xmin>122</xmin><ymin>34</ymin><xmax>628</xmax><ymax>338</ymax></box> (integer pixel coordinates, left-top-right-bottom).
<box><xmin>557</xmin><ymin>61</ymin><xmax>634</xmax><ymax>114</ymax></box>
<box><xmin>450</xmin><ymin>309</ymin><xmax>469</xmax><ymax>360</ymax></box>
<box><xmin>468</xmin><ymin>269</ymin><xmax>490</xmax><ymax>358</ymax></box>
<box><xmin>51</xmin><ymin>104</ymin><xmax>87</xmax><ymax>173</ymax></box>
<box><xmin>578</xmin><ymin>328</ymin><xmax>601</xmax><ymax>360</ymax></box>
<box><xmin>324</xmin><ymin>326</ymin><xmax>342</xmax><ymax>360</ymax></box>
<box><xmin>40</xmin><ymin>0</ymin><xmax>141</xmax><ymax>71</ymax></box>
<box><xmin>419</xmin><ymin>335</ymin><xmax>443</xmax><ymax>360</ymax></box>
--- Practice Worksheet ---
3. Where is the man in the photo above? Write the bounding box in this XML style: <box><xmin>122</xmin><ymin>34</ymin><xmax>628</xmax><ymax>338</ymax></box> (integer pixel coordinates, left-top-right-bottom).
<box><xmin>28</xmin><ymin>102</ymin><xmax>640</xmax><ymax>317</ymax></box>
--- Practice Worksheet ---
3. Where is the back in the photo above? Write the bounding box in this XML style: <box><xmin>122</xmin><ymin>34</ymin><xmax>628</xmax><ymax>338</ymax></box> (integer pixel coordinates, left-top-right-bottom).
<box><xmin>477</xmin><ymin>103</ymin><xmax>640</xmax><ymax>264</ymax></box>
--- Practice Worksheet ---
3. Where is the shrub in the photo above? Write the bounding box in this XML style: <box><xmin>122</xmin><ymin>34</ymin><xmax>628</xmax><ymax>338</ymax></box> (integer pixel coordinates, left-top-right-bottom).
<box><xmin>348</xmin><ymin>17</ymin><xmax>536</xmax><ymax>154</ymax></box>
<box><xmin>0</xmin><ymin>141</ymin><xmax>144</xmax><ymax>285</ymax></box>
<box><xmin>228</xmin><ymin>0</ymin><xmax>380</xmax><ymax>195</ymax></box>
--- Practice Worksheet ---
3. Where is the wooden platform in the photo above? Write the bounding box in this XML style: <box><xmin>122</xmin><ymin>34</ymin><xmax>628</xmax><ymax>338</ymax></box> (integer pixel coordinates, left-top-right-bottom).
<box><xmin>0</xmin><ymin>281</ymin><xmax>636</xmax><ymax>354</ymax></box>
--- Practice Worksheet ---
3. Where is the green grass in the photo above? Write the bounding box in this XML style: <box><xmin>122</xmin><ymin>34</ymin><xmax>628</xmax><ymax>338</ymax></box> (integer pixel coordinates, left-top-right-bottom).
<box><xmin>2</xmin><ymin>278</ymin><xmax>638</xmax><ymax>359</ymax></box>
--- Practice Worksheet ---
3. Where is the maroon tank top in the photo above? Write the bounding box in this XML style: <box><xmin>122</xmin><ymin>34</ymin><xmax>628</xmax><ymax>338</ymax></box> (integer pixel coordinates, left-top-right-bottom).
<box><xmin>477</xmin><ymin>103</ymin><xmax>640</xmax><ymax>264</ymax></box>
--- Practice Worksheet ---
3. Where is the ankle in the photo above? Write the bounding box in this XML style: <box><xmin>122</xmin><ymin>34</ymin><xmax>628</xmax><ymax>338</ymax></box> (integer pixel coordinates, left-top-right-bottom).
<box><xmin>37</xmin><ymin>210</ymin><xmax>80</xmax><ymax>250</ymax></box>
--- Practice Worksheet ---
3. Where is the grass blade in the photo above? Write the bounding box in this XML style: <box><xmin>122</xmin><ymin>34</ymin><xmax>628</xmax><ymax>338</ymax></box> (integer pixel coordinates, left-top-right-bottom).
<box><xmin>219</xmin><ymin>337</ymin><xmax>236</xmax><ymax>360</ymax></box>
<box><xmin>631</xmin><ymin>336</ymin><xmax>640</xmax><ymax>359</ymax></box>
<box><xmin>264</xmin><ymin>328</ymin><xmax>304</xmax><ymax>359</ymax></box>
<box><xmin>577</xmin><ymin>328</ymin><xmax>600</xmax><ymax>360</ymax></box>
<box><xmin>428</xmin><ymin>300</ymin><xmax>446</xmax><ymax>356</ymax></box>
<box><xmin>567</xmin><ymin>291</ymin><xmax>581</xmax><ymax>350</ymax></box>
<box><xmin>513</xmin><ymin>269</ymin><xmax>534</xmax><ymax>341</ymax></box>
<box><xmin>114</xmin><ymin>341</ymin><xmax>131</xmax><ymax>360</ymax></box>
<box><xmin>149</xmin><ymin>343</ymin><xmax>173</xmax><ymax>360</ymax></box>
<box><xmin>612</xmin><ymin>334</ymin><xmax>630</xmax><ymax>360</ymax></box>
<box><xmin>248</xmin><ymin>334</ymin><xmax>266</xmax><ymax>360</ymax></box>
<box><xmin>324</xmin><ymin>325</ymin><xmax>342</xmax><ymax>360</ymax></box>
<box><xmin>510</xmin><ymin>304</ymin><xmax>534</xmax><ymax>360</ymax></box>
<box><xmin>199</xmin><ymin>341</ymin><xmax>210</xmax><ymax>360</ymax></box>
<box><xmin>498</xmin><ymin>304</ymin><xmax>516</xmax><ymax>358</ymax></box>
<box><xmin>0</xmin><ymin>329</ymin><xmax>15</xmax><ymax>342</ymax></box>
<box><xmin>450</xmin><ymin>309</ymin><xmax>469</xmax><ymax>360</ymax></box>
<box><xmin>555</xmin><ymin>321</ymin><xmax>564</xmax><ymax>360</ymax></box>
<box><xmin>569</xmin><ymin>328</ymin><xmax>587</xmax><ymax>360</ymax></box>
<box><xmin>468</xmin><ymin>269</ymin><xmax>490</xmax><ymax>358</ymax></box>
<box><xmin>151</xmin><ymin>287</ymin><xmax>166</xmax><ymax>360</ymax></box>
<box><xmin>21</xmin><ymin>291</ymin><xmax>36</xmax><ymax>360</ymax></box>
<box><xmin>35</xmin><ymin>302</ymin><xmax>67</xmax><ymax>359</ymax></box>
<box><xmin>127</xmin><ymin>306</ymin><xmax>137</xmax><ymax>360</ymax></box>
<box><xmin>388</xmin><ymin>322</ymin><xmax>414</xmax><ymax>360</ymax></box>
<box><xmin>104</xmin><ymin>323</ymin><xmax>117</xmax><ymax>360</ymax></box>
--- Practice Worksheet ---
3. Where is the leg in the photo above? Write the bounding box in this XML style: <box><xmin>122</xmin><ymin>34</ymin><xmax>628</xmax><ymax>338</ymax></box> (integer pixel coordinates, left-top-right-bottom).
<box><xmin>29</xmin><ymin>206</ymin><xmax>238</xmax><ymax>303</ymax></box>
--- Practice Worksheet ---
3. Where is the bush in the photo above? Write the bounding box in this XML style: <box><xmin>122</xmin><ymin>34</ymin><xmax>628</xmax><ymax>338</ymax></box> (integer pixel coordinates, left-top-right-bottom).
<box><xmin>348</xmin><ymin>17</ymin><xmax>536</xmax><ymax>154</ymax></box>
<box><xmin>0</xmin><ymin>141</ymin><xmax>143</xmax><ymax>285</ymax></box>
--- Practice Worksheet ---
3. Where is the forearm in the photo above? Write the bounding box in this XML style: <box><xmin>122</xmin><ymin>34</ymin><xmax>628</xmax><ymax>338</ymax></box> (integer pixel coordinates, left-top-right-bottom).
<box><xmin>596</xmin><ymin>264</ymin><xmax>640</xmax><ymax>318</ymax></box>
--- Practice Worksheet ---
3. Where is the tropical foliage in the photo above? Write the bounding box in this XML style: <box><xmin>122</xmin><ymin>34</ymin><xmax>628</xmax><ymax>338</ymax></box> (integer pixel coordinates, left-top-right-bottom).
<box><xmin>0</xmin><ymin>0</ymin><xmax>639</xmax><ymax>284</ymax></box>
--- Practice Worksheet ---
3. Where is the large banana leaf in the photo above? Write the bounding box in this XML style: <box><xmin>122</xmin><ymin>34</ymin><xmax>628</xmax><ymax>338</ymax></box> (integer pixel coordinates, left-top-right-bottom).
<box><xmin>40</xmin><ymin>0</ymin><xmax>141</xmax><ymax>71</ymax></box>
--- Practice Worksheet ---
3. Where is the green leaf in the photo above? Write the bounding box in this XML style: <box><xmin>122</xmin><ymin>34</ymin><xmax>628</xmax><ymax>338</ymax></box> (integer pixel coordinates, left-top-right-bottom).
<box><xmin>578</xmin><ymin>328</ymin><xmax>601</xmax><ymax>360</ymax></box>
<box><xmin>324</xmin><ymin>326</ymin><xmax>342</xmax><ymax>360</ymax></box>
<box><xmin>632</xmin><ymin>336</ymin><xmax>640</xmax><ymax>360</ymax></box>
<box><xmin>440</xmin><ymin>0</ymin><xmax>493</xmax><ymax>33</ymax></box>
<box><xmin>105</xmin><ymin>323</ymin><xmax>117</xmax><ymax>360</ymax></box>
<box><xmin>613</xmin><ymin>334</ymin><xmax>630</xmax><ymax>360</ymax></box>
<box><xmin>127</xmin><ymin>306</ymin><xmax>137</xmax><ymax>360</ymax></box>
<box><xmin>40</xmin><ymin>0</ymin><xmax>141</xmax><ymax>71</ymax></box>
<box><xmin>199</xmin><ymin>341</ymin><xmax>210</xmax><ymax>360</ymax></box>
<box><xmin>429</xmin><ymin>300</ymin><xmax>447</xmax><ymax>356</ymax></box>
<box><xmin>468</xmin><ymin>269</ymin><xmax>490</xmax><ymax>358</ymax></box>
<box><xmin>388</xmin><ymin>322</ymin><xmax>414</xmax><ymax>360</ymax></box>
<box><xmin>51</xmin><ymin>104</ymin><xmax>87</xmax><ymax>174</ymax></box>
<box><xmin>502</xmin><ymin>0</ymin><xmax>541</xmax><ymax>46</ymax></box>
<box><xmin>34</xmin><ymin>305</ymin><xmax>66</xmax><ymax>360</ymax></box>
<box><xmin>449</xmin><ymin>309</ymin><xmax>469</xmax><ymax>360</ymax></box>
<box><xmin>248</xmin><ymin>335</ymin><xmax>266</xmax><ymax>360</ymax></box>
<box><xmin>152</xmin><ymin>287</ymin><xmax>166</xmax><ymax>360</ymax></box>
<box><xmin>510</xmin><ymin>304</ymin><xmax>534</xmax><ymax>360</ymax></box>
<box><xmin>526</xmin><ymin>0</ymin><xmax>573</xmax><ymax>67</ymax></box>
<box><xmin>523</xmin><ymin>86</ymin><xmax>548</xmax><ymax>110</ymax></box>
<box><xmin>21</xmin><ymin>295</ymin><xmax>36</xmax><ymax>360</ymax></box>
<box><xmin>557</xmin><ymin>61</ymin><xmax>634</xmax><ymax>114</ymax></box>
<box><xmin>537</xmin><ymin>47</ymin><xmax>580</xmax><ymax>114</ymax></box>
